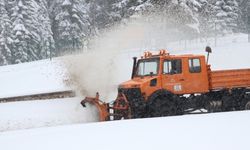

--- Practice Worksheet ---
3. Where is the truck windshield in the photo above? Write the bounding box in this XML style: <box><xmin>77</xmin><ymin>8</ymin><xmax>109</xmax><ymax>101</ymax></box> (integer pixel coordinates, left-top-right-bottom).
<box><xmin>136</xmin><ymin>59</ymin><xmax>159</xmax><ymax>76</ymax></box>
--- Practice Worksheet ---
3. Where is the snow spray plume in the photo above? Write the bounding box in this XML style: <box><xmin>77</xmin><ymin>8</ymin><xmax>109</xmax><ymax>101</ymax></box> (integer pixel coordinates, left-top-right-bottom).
<box><xmin>63</xmin><ymin>10</ymin><xmax>200</xmax><ymax>101</ymax></box>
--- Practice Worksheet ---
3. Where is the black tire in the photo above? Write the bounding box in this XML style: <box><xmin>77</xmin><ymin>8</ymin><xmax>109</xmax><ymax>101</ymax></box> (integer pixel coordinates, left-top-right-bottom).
<box><xmin>129</xmin><ymin>98</ymin><xmax>146</xmax><ymax>119</ymax></box>
<box><xmin>147</xmin><ymin>90</ymin><xmax>177</xmax><ymax>117</ymax></box>
<box><xmin>245</xmin><ymin>101</ymin><xmax>250</xmax><ymax>110</ymax></box>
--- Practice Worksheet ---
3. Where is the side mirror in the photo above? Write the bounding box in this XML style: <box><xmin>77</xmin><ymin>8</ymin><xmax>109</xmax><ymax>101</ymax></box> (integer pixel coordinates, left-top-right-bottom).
<box><xmin>205</xmin><ymin>46</ymin><xmax>212</xmax><ymax>64</ymax></box>
<box><xmin>205</xmin><ymin>46</ymin><xmax>212</xmax><ymax>53</ymax></box>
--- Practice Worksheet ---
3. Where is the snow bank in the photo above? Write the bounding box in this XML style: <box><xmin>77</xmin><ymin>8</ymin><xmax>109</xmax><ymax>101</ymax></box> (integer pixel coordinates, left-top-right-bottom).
<box><xmin>0</xmin><ymin>98</ymin><xmax>98</xmax><ymax>132</ymax></box>
<box><xmin>0</xmin><ymin>58</ymin><xmax>69</xmax><ymax>98</ymax></box>
<box><xmin>1</xmin><ymin>111</ymin><xmax>250</xmax><ymax>150</ymax></box>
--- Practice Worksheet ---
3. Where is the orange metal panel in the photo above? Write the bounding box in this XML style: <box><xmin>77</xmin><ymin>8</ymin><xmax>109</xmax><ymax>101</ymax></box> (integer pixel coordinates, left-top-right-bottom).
<box><xmin>210</xmin><ymin>69</ymin><xmax>250</xmax><ymax>90</ymax></box>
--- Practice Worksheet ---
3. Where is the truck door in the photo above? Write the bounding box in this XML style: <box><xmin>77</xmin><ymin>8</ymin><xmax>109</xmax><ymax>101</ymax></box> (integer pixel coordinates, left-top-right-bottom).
<box><xmin>184</xmin><ymin>57</ymin><xmax>209</xmax><ymax>93</ymax></box>
<box><xmin>161</xmin><ymin>59</ymin><xmax>186</xmax><ymax>94</ymax></box>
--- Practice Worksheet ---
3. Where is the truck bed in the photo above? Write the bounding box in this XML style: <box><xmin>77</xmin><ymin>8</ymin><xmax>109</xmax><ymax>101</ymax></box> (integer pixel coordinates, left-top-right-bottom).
<box><xmin>209</xmin><ymin>69</ymin><xmax>250</xmax><ymax>90</ymax></box>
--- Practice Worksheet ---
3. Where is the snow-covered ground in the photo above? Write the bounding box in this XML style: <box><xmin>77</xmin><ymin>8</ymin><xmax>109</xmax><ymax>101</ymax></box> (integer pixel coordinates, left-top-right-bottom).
<box><xmin>0</xmin><ymin>59</ymin><xmax>69</xmax><ymax>98</ymax></box>
<box><xmin>0</xmin><ymin>33</ymin><xmax>249</xmax><ymax>149</ymax></box>
<box><xmin>0</xmin><ymin>111</ymin><xmax>250</xmax><ymax>150</ymax></box>
<box><xmin>0</xmin><ymin>98</ymin><xmax>98</xmax><ymax>132</ymax></box>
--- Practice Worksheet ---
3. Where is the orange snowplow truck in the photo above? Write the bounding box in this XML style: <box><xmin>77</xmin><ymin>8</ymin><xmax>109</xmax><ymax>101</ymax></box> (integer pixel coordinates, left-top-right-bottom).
<box><xmin>81</xmin><ymin>47</ymin><xmax>250</xmax><ymax>121</ymax></box>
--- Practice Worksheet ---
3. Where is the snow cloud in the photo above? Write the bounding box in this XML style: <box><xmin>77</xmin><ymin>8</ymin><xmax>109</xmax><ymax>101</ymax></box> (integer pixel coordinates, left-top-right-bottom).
<box><xmin>62</xmin><ymin>12</ymin><xmax>201</xmax><ymax>101</ymax></box>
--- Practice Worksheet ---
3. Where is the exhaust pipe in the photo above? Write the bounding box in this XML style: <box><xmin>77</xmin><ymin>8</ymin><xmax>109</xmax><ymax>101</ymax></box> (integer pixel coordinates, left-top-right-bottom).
<box><xmin>131</xmin><ymin>57</ymin><xmax>137</xmax><ymax>79</ymax></box>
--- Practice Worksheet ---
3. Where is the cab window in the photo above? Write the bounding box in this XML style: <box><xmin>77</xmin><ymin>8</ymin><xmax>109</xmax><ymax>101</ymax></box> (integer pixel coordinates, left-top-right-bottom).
<box><xmin>189</xmin><ymin>58</ymin><xmax>201</xmax><ymax>73</ymax></box>
<box><xmin>163</xmin><ymin>59</ymin><xmax>182</xmax><ymax>74</ymax></box>
<box><xmin>137</xmin><ymin>59</ymin><xmax>159</xmax><ymax>76</ymax></box>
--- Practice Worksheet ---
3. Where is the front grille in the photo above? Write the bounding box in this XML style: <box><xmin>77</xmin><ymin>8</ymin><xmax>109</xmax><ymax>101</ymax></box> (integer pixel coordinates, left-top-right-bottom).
<box><xmin>118</xmin><ymin>88</ymin><xmax>142</xmax><ymax>101</ymax></box>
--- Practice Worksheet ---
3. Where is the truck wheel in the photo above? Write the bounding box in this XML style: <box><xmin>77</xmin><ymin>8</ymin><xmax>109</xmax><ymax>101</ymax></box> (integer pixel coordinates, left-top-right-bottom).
<box><xmin>129</xmin><ymin>98</ymin><xmax>146</xmax><ymax>119</ymax></box>
<box><xmin>147</xmin><ymin>90</ymin><xmax>177</xmax><ymax>117</ymax></box>
<box><xmin>245</xmin><ymin>101</ymin><xmax>250</xmax><ymax>110</ymax></box>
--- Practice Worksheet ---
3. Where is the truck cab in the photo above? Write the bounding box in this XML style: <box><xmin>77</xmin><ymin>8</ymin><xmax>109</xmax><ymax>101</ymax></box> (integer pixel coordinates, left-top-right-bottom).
<box><xmin>119</xmin><ymin>50</ymin><xmax>210</xmax><ymax>100</ymax></box>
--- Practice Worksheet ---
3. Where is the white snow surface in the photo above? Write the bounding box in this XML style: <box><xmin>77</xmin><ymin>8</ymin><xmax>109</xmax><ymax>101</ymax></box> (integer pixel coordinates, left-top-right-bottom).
<box><xmin>0</xmin><ymin>58</ymin><xmax>69</xmax><ymax>98</ymax></box>
<box><xmin>0</xmin><ymin>111</ymin><xmax>250</xmax><ymax>150</ymax></box>
<box><xmin>0</xmin><ymin>98</ymin><xmax>99</xmax><ymax>132</ymax></box>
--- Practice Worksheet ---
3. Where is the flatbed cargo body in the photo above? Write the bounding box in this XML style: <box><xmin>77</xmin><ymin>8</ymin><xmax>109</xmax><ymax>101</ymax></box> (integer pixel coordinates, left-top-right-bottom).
<box><xmin>209</xmin><ymin>69</ymin><xmax>250</xmax><ymax>90</ymax></box>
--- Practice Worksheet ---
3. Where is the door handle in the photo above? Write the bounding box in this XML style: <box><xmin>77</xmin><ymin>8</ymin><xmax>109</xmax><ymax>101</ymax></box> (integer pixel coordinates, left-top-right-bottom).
<box><xmin>180</xmin><ymin>79</ymin><xmax>185</xmax><ymax>81</ymax></box>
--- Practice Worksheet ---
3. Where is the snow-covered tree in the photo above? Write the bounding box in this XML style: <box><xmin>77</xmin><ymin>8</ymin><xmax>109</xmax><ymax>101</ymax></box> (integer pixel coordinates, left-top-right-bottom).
<box><xmin>2</xmin><ymin>0</ymin><xmax>55</xmax><ymax>64</ymax></box>
<box><xmin>8</xmin><ymin>0</ymin><xmax>50</xmax><ymax>63</ymax></box>
<box><xmin>0</xmin><ymin>0</ymin><xmax>12</xmax><ymax>65</ymax></box>
<box><xmin>192</xmin><ymin>0</ymin><xmax>215</xmax><ymax>39</ymax></box>
<box><xmin>85</xmin><ymin>0</ymin><xmax>150</xmax><ymax>33</ymax></box>
<box><xmin>108</xmin><ymin>0</ymin><xmax>128</xmax><ymax>22</ymax></box>
<box><xmin>53</xmin><ymin>0</ymin><xmax>90</xmax><ymax>54</ymax></box>
<box><xmin>109</xmin><ymin>0</ymin><xmax>152</xmax><ymax>17</ymax></box>
<box><xmin>211</xmin><ymin>0</ymin><xmax>239</xmax><ymax>34</ymax></box>
<box><xmin>10</xmin><ymin>0</ymin><xmax>29</xmax><ymax>63</ymax></box>
<box><xmin>36</xmin><ymin>0</ymin><xmax>55</xmax><ymax>59</ymax></box>
<box><xmin>224</xmin><ymin>0</ymin><xmax>239</xmax><ymax>32</ymax></box>
<box><xmin>146</xmin><ymin>0</ymin><xmax>202</xmax><ymax>40</ymax></box>
<box><xmin>0</xmin><ymin>0</ymin><xmax>243</xmax><ymax>65</ymax></box>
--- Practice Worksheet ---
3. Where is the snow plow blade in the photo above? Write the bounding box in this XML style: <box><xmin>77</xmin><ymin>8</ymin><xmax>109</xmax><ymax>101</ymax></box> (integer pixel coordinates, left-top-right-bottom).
<box><xmin>81</xmin><ymin>93</ymin><xmax>110</xmax><ymax>121</ymax></box>
<box><xmin>81</xmin><ymin>92</ymin><xmax>131</xmax><ymax>121</ymax></box>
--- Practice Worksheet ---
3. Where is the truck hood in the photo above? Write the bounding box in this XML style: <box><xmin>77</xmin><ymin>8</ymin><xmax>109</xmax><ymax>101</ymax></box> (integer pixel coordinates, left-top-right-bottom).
<box><xmin>119</xmin><ymin>76</ymin><xmax>156</xmax><ymax>89</ymax></box>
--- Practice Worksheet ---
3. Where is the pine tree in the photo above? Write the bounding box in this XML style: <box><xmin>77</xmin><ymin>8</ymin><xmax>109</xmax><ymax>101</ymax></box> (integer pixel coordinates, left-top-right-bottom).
<box><xmin>9</xmin><ymin>0</ymin><xmax>44</xmax><ymax>63</ymax></box>
<box><xmin>212</xmin><ymin>0</ymin><xmax>239</xmax><ymax>34</ymax></box>
<box><xmin>86</xmin><ymin>0</ymin><xmax>148</xmax><ymax>32</ymax></box>
<box><xmin>108</xmin><ymin>0</ymin><xmax>127</xmax><ymax>22</ymax></box>
<box><xmin>224</xmin><ymin>0</ymin><xmax>239</xmax><ymax>32</ymax></box>
<box><xmin>109</xmin><ymin>0</ymin><xmax>151</xmax><ymax>17</ymax></box>
<box><xmin>4</xmin><ymin>0</ymin><xmax>54</xmax><ymax>64</ymax></box>
<box><xmin>195</xmin><ymin>0</ymin><xmax>215</xmax><ymax>39</ymax></box>
<box><xmin>0</xmin><ymin>0</ymin><xmax>243</xmax><ymax>65</ymax></box>
<box><xmin>36</xmin><ymin>0</ymin><xmax>55</xmax><ymax>59</ymax></box>
<box><xmin>133</xmin><ymin>0</ymin><xmax>153</xmax><ymax>12</ymax></box>
<box><xmin>0</xmin><ymin>0</ymin><xmax>12</xmax><ymax>65</ymax></box>
<box><xmin>150</xmin><ymin>0</ymin><xmax>201</xmax><ymax>40</ymax></box>
<box><xmin>10</xmin><ymin>0</ymin><xmax>29</xmax><ymax>63</ymax></box>
<box><xmin>122</xmin><ymin>0</ymin><xmax>146</xmax><ymax>15</ymax></box>
<box><xmin>53</xmin><ymin>0</ymin><xmax>90</xmax><ymax>55</ymax></box>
